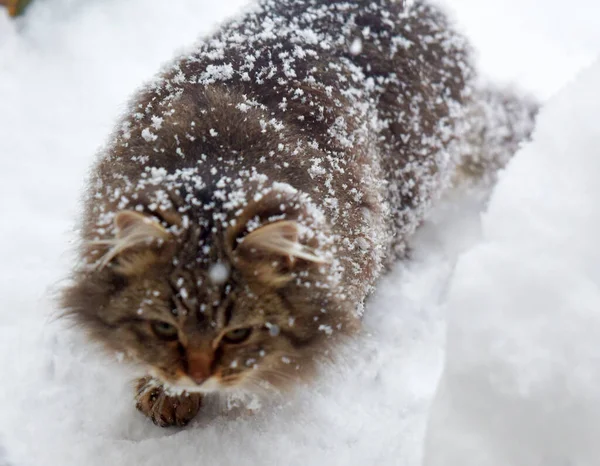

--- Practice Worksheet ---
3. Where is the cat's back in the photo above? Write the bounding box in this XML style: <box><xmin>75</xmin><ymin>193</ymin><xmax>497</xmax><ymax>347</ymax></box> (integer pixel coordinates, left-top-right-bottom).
<box><xmin>84</xmin><ymin>0</ymin><xmax>473</xmax><ymax>284</ymax></box>
<box><xmin>89</xmin><ymin>1</ymin><xmax>470</xmax><ymax>196</ymax></box>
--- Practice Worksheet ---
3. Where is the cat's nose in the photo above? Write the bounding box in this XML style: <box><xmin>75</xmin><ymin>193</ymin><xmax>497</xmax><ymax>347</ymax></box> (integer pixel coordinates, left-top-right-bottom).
<box><xmin>187</xmin><ymin>350</ymin><xmax>213</xmax><ymax>385</ymax></box>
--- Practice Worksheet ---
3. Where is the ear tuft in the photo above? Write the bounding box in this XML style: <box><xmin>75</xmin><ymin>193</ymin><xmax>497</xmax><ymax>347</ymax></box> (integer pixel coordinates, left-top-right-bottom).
<box><xmin>114</xmin><ymin>210</ymin><xmax>169</xmax><ymax>241</ymax></box>
<box><xmin>92</xmin><ymin>210</ymin><xmax>170</xmax><ymax>271</ymax></box>
<box><xmin>238</xmin><ymin>220</ymin><xmax>328</xmax><ymax>264</ymax></box>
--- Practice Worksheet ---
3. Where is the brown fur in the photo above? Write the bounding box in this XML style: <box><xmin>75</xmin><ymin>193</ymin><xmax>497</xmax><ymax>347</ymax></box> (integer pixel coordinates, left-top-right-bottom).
<box><xmin>61</xmin><ymin>0</ymin><xmax>536</xmax><ymax>427</ymax></box>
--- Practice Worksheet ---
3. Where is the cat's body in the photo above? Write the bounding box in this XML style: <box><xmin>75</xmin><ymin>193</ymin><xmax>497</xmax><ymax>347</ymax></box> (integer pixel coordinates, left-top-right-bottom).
<box><xmin>62</xmin><ymin>0</ymin><xmax>536</xmax><ymax>427</ymax></box>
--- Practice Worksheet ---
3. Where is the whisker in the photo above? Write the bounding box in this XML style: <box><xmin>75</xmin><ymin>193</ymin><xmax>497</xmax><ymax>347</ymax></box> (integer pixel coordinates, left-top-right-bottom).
<box><xmin>242</xmin><ymin>375</ymin><xmax>278</xmax><ymax>398</ymax></box>
<box><xmin>260</xmin><ymin>369</ymin><xmax>296</xmax><ymax>383</ymax></box>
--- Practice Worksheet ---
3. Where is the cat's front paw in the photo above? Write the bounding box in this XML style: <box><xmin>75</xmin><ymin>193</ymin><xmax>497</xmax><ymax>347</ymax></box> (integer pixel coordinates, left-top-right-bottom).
<box><xmin>134</xmin><ymin>377</ymin><xmax>202</xmax><ymax>427</ymax></box>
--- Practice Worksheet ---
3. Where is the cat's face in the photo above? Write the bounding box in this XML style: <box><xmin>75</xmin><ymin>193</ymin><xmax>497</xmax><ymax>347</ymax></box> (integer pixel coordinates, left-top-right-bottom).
<box><xmin>103</xmin><ymin>260</ymin><xmax>324</xmax><ymax>394</ymax></box>
<box><xmin>64</xmin><ymin>199</ymin><xmax>357</xmax><ymax>395</ymax></box>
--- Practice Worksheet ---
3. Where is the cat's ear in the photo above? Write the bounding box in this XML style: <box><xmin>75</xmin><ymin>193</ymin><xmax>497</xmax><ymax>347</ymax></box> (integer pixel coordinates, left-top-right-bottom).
<box><xmin>94</xmin><ymin>210</ymin><xmax>172</xmax><ymax>274</ymax></box>
<box><xmin>113</xmin><ymin>210</ymin><xmax>169</xmax><ymax>242</ymax></box>
<box><xmin>233</xmin><ymin>220</ymin><xmax>329</xmax><ymax>288</ymax></box>
<box><xmin>239</xmin><ymin>221</ymin><xmax>327</xmax><ymax>265</ymax></box>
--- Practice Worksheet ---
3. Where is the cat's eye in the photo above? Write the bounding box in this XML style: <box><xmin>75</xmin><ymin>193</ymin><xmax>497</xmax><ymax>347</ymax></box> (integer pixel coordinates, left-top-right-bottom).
<box><xmin>222</xmin><ymin>327</ymin><xmax>252</xmax><ymax>344</ymax></box>
<box><xmin>150</xmin><ymin>321</ymin><xmax>179</xmax><ymax>341</ymax></box>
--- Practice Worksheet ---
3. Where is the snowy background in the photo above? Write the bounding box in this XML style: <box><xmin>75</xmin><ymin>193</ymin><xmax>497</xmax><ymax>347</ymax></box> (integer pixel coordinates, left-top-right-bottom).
<box><xmin>1</xmin><ymin>0</ymin><xmax>599</xmax><ymax>465</ymax></box>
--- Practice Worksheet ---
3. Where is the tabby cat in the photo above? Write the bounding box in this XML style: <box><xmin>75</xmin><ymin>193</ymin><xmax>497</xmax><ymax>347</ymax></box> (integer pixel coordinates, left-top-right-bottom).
<box><xmin>61</xmin><ymin>0</ymin><xmax>536</xmax><ymax>427</ymax></box>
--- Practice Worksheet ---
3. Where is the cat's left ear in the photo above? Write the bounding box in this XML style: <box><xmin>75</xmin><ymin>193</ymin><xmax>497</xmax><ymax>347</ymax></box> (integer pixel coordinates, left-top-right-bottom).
<box><xmin>237</xmin><ymin>220</ymin><xmax>327</xmax><ymax>265</ymax></box>
<box><xmin>94</xmin><ymin>210</ymin><xmax>172</xmax><ymax>273</ymax></box>
<box><xmin>232</xmin><ymin>220</ymin><xmax>329</xmax><ymax>288</ymax></box>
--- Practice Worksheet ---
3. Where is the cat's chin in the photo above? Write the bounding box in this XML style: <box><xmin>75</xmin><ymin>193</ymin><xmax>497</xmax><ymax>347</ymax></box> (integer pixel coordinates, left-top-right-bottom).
<box><xmin>151</xmin><ymin>373</ymin><xmax>230</xmax><ymax>396</ymax></box>
<box><xmin>168</xmin><ymin>378</ymin><xmax>224</xmax><ymax>395</ymax></box>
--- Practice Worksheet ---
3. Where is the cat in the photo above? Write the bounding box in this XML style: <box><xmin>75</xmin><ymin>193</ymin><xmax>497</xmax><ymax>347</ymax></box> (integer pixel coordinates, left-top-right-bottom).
<box><xmin>61</xmin><ymin>0</ymin><xmax>537</xmax><ymax>427</ymax></box>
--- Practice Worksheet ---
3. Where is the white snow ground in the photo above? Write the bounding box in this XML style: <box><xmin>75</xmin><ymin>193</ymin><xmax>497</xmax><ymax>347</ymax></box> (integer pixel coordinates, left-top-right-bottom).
<box><xmin>0</xmin><ymin>1</ymin><xmax>599</xmax><ymax>465</ymax></box>
<box><xmin>425</xmin><ymin>59</ymin><xmax>600</xmax><ymax>466</ymax></box>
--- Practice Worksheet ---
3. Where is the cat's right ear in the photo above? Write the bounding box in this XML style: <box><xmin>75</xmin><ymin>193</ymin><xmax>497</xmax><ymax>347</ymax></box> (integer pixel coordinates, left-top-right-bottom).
<box><xmin>92</xmin><ymin>210</ymin><xmax>172</xmax><ymax>275</ymax></box>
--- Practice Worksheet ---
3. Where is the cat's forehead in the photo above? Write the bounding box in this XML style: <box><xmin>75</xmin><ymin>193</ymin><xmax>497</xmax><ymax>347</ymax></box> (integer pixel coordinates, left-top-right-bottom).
<box><xmin>169</xmin><ymin>261</ymin><xmax>233</xmax><ymax>294</ymax></box>
<box><xmin>168</xmin><ymin>259</ymin><xmax>256</xmax><ymax>315</ymax></box>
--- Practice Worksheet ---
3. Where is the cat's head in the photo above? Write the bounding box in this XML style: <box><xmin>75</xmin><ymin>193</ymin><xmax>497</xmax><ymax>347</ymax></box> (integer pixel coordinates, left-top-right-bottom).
<box><xmin>63</xmin><ymin>187</ymin><xmax>358</xmax><ymax>395</ymax></box>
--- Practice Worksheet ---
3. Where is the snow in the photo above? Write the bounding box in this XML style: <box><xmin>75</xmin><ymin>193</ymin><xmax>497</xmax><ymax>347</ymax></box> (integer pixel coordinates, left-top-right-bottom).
<box><xmin>0</xmin><ymin>1</ymin><xmax>599</xmax><ymax>466</ymax></box>
<box><xmin>440</xmin><ymin>0</ymin><xmax>600</xmax><ymax>99</ymax></box>
<box><xmin>208</xmin><ymin>262</ymin><xmax>230</xmax><ymax>285</ymax></box>
<box><xmin>349</xmin><ymin>37</ymin><xmax>363</xmax><ymax>56</ymax></box>
<box><xmin>424</xmin><ymin>58</ymin><xmax>600</xmax><ymax>466</ymax></box>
